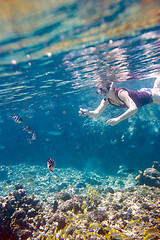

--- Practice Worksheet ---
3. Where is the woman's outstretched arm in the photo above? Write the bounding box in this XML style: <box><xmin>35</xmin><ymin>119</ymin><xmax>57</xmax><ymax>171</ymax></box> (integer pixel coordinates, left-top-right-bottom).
<box><xmin>79</xmin><ymin>98</ymin><xmax>109</xmax><ymax>118</ymax></box>
<box><xmin>107</xmin><ymin>90</ymin><xmax>138</xmax><ymax>126</ymax></box>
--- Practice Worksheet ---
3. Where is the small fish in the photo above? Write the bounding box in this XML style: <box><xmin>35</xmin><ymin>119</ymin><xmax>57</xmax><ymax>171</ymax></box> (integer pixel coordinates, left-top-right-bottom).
<box><xmin>31</xmin><ymin>132</ymin><xmax>36</xmax><ymax>140</ymax></box>
<box><xmin>47</xmin><ymin>158</ymin><xmax>55</xmax><ymax>173</ymax></box>
<box><xmin>144</xmin><ymin>228</ymin><xmax>160</xmax><ymax>235</ymax></box>
<box><xmin>23</xmin><ymin>126</ymin><xmax>32</xmax><ymax>134</ymax></box>
<box><xmin>117</xmin><ymin>164</ymin><xmax>134</xmax><ymax>175</ymax></box>
<box><xmin>129</xmin><ymin>144</ymin><xmax>136</xmax><ymax>148</ymax></box>
<box><xmin>26</xmin><ymin>114</ymin><xmax>33</xmax><ymax>119</ymax></box>
<box><xmin>26</xmin><ymin>133</ymin><xmax>36</xmax><ymax>144</ymax></box>
<box><xmin>107</xmin><ymin>187</ymin><xmax>114</xmax><ymax>194</ymax></box>
<box><xmin>27</xmin><ymin>139</ymin><xmax>31</xmax><ymax>144</ymax></box>
<box><xmin>122</xmin><ymin>169</ymin><xmax>134</xmax><ymax>174</ymax></box>
<box><xmin>75</xmin><ymin>182</ymin><xmax>85</xmax><ymax>188</ymax></box>
<box><xmin>10</xmin><ymin>114</ymin><xmax>22</xmax><ymax>123</ymax></box>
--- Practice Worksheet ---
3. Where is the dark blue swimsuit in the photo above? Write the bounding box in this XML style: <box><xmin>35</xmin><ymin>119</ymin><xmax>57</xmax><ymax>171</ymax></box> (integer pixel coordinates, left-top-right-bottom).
<box><xmin>107</xmin><ymin>88</ymin><xmax>153</xmax><ymax>108</ymax></box>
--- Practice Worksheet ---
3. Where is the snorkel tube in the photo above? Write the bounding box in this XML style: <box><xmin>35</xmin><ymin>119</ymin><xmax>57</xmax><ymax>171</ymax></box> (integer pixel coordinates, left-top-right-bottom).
<box><xmin>109</xmin><ymin>82</ymin><xmax>114</xmax><ymax>91</ymax></box>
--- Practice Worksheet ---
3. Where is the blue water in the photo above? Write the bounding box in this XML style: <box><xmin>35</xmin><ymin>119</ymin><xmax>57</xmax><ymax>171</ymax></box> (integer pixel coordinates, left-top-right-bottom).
<box><xmin>0</xmin><ymin>0</ymin><xmax>160</xmax><ymax>174</ymax></box>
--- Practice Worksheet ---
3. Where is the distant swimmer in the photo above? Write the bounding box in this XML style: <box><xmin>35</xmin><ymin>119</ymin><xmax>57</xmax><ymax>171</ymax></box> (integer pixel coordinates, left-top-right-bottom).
<box><xmin>79</xmin><ymin>77</ymin><xmax>160</xmax><ymax>126</ymax></box>
<box><xmin>10</xmin><ymin>114</ymin><xmax>22</xmax><ymax>123</ymax></box>
<box><xmin>47</xmin><ymin>158</ymin><xmax>55</xmax><ymax>173</ymax></box>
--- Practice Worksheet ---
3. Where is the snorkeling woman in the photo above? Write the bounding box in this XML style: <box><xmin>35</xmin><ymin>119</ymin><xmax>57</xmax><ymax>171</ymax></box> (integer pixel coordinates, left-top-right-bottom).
<box><xmin>79</xmin><ymin>77</ymin><xmax>160</xmax><ymax>126</ymax></box>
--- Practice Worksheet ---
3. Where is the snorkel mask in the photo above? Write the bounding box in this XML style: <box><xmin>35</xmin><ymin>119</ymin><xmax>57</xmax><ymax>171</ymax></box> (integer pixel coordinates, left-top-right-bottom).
<box><xmin>96</xmin><ymin>82</ymin><xmax>113</xmax><ymax>97</ymax></box>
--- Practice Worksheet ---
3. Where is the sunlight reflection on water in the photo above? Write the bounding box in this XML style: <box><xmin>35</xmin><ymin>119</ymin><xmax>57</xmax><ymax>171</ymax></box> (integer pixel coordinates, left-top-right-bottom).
<box><xmin>0</xmin><ymin>0</ymin><xmax>159</xmax><ymax>108</ymax></box>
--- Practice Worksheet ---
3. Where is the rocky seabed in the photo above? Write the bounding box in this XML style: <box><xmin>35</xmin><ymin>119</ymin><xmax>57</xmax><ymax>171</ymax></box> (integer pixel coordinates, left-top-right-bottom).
<box><xmin>0</xmin><ymin>162</ymin><xmax>160</xmax><ymax>240</ymax></box>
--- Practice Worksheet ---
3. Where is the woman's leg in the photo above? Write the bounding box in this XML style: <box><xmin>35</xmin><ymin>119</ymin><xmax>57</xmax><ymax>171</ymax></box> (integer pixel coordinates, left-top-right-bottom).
<box><xmin>153</xmin><ymin>76</ymin><xmax>160</xmax><ymax>89</ymax></box>
<box><xmin>152</xmin><ymin>77</ymin><xmax>160</xmax><ymax>104</ymax></box>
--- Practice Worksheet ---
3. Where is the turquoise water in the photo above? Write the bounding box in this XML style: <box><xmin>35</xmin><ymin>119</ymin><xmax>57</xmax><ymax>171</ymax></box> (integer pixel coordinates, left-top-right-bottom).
<box><xmin>0</xmin><ymin>0</ymin><xmax>160</xmax><ymax>174</ymax></box>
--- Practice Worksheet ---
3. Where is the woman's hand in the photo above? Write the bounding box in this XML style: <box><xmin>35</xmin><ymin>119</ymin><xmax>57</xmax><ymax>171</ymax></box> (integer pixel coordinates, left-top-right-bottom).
<box><xmin>107</xmin><ymin>117</ymin><xmax>120</xmax><ymax>126</ymax></box>
<box><xmin>79</xmin><ymin>108</ymin><xmax>90</xmax><ymax>117</ymax></box>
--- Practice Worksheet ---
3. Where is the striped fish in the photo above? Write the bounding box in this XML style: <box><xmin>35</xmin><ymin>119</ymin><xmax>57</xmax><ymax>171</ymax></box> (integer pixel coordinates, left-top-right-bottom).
<box><xmin>23</xmin><ymin>126</ymin><xmax>32</xmax><ymax>134</ymax></box>
<box><xmin>47</xmin><ymin>158</ymin><xmax>55</xmax><ymax>173</ymax></box>
<box><xmin>31</xmin><ymin>132</ymin><xmax>36</xmax><ymax>140</ymax></box>
<box><xmin>10</xmin><ymin>114</ymin><xmax>22</xmax><ymax>123</ymax></box>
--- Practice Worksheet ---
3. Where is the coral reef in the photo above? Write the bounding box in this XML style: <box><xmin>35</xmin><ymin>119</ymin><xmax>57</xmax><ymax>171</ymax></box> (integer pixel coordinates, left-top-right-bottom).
<box><xmin>0</xmin><ymin>164</ymin><xmax>160</xmax><ymax>239</ymax></box>
<box><xmin>135</xmin><ymin>161</ymin><xmax>160</xmax><ymax>188</ymax></box>
<box><xmin>0</xmin><ymin>184</ymin><xmax>43</xmax><ymax>240</ymax></box>
<box><xmin>0</xmin><ymin>183</ymin><xmax>160</xmax><ymax>239</ymax></box>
